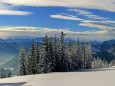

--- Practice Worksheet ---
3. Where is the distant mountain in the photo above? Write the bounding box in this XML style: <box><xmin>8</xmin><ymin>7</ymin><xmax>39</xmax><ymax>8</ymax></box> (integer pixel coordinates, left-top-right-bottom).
<box><xmin>90</xmin><ymin>41</ymin><xmax>102</xmax><ymax>53</ymax></box>
<box><xmin>64</xmin><ymin>38</ymin><xmax>77</xmax><ymax>43</ymax></box>
<box><xmin>0</xmin><ymin>38</ymin><xmax>18</xmax><ymax>66</ymax></box>
<box><xmin>96</xmin><ymin>50</ymin><xmax>114</xmax><ymax>61</ymax></box>
<box><xmin>0</xmin><ymin>56</ymin><xmax>18</xmax><ymax>74</ymax></box>
<box><xmin>4</xmin><ymin>37</ymin><xmax>77</xmax><ymax>50</ymax></box>
<box><xmin>108</xmin><ymin>45</ymin><xmax>115</xmax><ymax>57</ymax></box>
<box><xmin>91</xmin><ymin>39</ymin><xmax>115</xmax><ymax>61</ymax></box>
<box><xmin>101</xmin><ymin>39</ymin><xmax>115</xmax><ymax>50</ymax></box>
<box><xmin>5</xmin><ymin>38</ymin><xmax>32</xmax><ymax>50</ymax></box>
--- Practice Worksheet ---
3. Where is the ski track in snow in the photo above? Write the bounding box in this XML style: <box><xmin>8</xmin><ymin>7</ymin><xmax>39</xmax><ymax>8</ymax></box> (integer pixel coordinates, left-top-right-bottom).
<box><xmin>0</xmin><ymin>68</ymin><xmax>115</xmax><ymax>86</ymax></box>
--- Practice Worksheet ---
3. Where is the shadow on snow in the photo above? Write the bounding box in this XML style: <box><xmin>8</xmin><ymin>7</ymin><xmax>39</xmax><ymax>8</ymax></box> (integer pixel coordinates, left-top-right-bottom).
<box><xmin>0</xmin><ymin>82</ymin><xmax>27</xmax><ymax>86</ymax></box>
<box><xmin>72</xmin><ymin>68</ymin><xmax>115</xmax><ymax>72</ymax></box>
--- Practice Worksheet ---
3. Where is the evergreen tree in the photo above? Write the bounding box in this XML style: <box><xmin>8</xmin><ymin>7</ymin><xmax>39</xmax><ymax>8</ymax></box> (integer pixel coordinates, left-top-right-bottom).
<box><xmin>38</xmin><ymin>35</ymin><xmax>56</xmax><ymax>73</ymax></box>
<box><xmin>83</xmin><ymin>44</ymin><xmax>87</xmax><ymax>69</ymax></box>
<box><xmin>57</xmin><ymin>32</ymin><xmax>71</xmax><ymax>71</ymax></box>
<box><xmin>27</xmin><ymin>39</ymin><xmax>38</xmax><ymax>74</ymax></box>
<box><xmin>92</xmin><ymin>57</ymin><xmax>109</xmax><ymax>69</ymax></box>
<box><xmin>0</xmin><ymin>73</ymin><xmax>6</xmax><ymax>78</ymax></box>
<box><xmin>18</xmin><ymin>44</ymin><xmax>27</xmax><ymax>75</ymax></box>
<box><xmin>112</xmin><ymin>44</ymin><xmax>115</xmax><ymax>66</ymax></box>
<box><xmin>85</xmin><ymin>43</ymin><xmax>93</xmax><ymax>69</ymax></box>
<box><xmin>67</xmin><ymin>42</ymin><xmax>76</xmax><ymax>70</ymax></box>
<box><xmin>17</xmin><ymin>32</ymin><xmax>96</xmax><ymax>75</ymax></box>
<box><xmin>53</xmin><ymin>35</ymin><xmax>62</xmax><ymax>71</ymax></box>
<box><xmin>36</xmin><ymin>43</ymin><xmax>40</xmax><ymax>65</ymax></box>
<box><xmin>82</xmin><ymin>43</ymin><xmax>92</xmax><ymax>69</ymax></box>
<box><xmin>73</xmin><ymin>38</ymin><xmax>83</xmax><ymax>69</ymax></box>
<box><xmin>7</xmin><ymin>71</ymin><xmax>12</xmax><ymax>77</ymax></box>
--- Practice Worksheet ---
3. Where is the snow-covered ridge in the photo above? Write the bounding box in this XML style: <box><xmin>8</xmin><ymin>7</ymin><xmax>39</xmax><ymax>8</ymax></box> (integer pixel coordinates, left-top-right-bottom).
<box><xmin>0</xmin><ymin>68</ymin><xmax>115</xmax><ymax>86</ymax></box>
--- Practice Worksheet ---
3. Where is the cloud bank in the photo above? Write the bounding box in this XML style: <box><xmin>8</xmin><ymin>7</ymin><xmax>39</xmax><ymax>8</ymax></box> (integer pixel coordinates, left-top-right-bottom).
<box><xmin>1</xmin><ymin>0</ymin><xmax>115</xmax><ymax>12</ymax></box>
<box><xmin>68</xmin><ymin>9</ymin><xmax>108</xmax><ymax>20</ymax></box>
<box><xmin>50</xmin><ymin>14</ymin><xmax>83</xmax><ymax>21</ymax></box>
<box><xmin>0</xmin><ymin>26</ymin><xmax>114</xmax><ymax>41</ymax></box>
<box><xmin>0</xmin><ymin>0</ymin><xmax>114</xmax><ymax>15</ymax></box>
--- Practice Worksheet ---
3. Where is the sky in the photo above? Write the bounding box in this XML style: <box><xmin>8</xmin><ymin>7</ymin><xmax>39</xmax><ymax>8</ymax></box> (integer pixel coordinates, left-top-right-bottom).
<box><xmin>0</xmin><ymin>0</ymin><xmax>115</xmax><ymax>41</ymax></box>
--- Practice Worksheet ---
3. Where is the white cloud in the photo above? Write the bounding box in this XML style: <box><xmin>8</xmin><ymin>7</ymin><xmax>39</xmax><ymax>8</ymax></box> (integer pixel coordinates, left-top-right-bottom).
<box><xmin>0</xmin><ymin>26</ymin><xmax>114</xmax><ymax>41</ymax></box>
<box><xmin>80</xmin><ymin>20</ymin><xmax>115</xmax><ymax>30</ymax></box>
<box><xmin>1</xmin><ymin>0</ymin><xmax>115</xmax><ymax>12</ymax></box>
<box><xmin>78</xmin><ymin>20</ymin><xmax>115</xmax><ymax>40</ymax></box>
<box><xmin>50</xmin><ymin>14</ymin><xmax>83</xmax><ymax>21</ymax></box>
<box><xmin>0</xmin><ymin>10</ymin><xmax>31</xmax><ymax>15</ymax></box>
<box><xmin>0</xmin><ymin>3</ymin><xmax>9</xmax><ymax>10</ymax></box>
<box><xmin>68</xmin><ymin>9</ymin><xmax>92</xmax><ymax>15</ymax></box>
<box><xmin>0</xmin><ymin>2</ymin><xmax>31</xmax><ymax>15</ymax></box>
<box><xmin>105</xmin><ymin>20</ymin><xmax>115</xmax><ymax>24</ymax></box>
<box><xmin>50</xmin><ymin>12</ymin><xmax>115</xmax><ymax>31</ymax></box>
<box><xmin>0</xmin><ymin>26</ymin><xmax>75</xmax><ymax>38</ymax></box>
<box><xmin>68</xmin><ymin>9</ymin><xmax>108</xmax><ymax>20</ymax></box>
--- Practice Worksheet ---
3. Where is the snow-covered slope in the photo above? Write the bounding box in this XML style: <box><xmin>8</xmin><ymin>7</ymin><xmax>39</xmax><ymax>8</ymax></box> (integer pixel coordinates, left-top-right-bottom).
<box><xmin>0</xmin><ymin>68</ymin><xmax>115</xmax><ymax>86</ymax></box>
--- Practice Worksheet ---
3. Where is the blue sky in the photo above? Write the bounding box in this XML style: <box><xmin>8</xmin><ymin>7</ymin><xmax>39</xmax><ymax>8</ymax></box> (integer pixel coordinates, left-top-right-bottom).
<box><xmin>0</xmin><ymin>0</ymin><xmax>115</xmax><ymax>41</ymax></box>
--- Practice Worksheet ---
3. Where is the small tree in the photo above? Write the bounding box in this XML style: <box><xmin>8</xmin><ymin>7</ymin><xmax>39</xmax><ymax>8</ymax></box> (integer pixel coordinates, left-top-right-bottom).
<box><xmin>7</xmin><ymin>71</ymin><xmax>12</xmax><ymax>77</ymax></box>
<box><xmin>0</xmin><ymin>73</ymin><xmax>6</xmax><ymax>78</ymax></box>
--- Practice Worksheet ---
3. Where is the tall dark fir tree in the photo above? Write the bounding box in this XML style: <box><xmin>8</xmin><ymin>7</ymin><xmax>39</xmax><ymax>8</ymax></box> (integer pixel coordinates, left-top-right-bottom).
<box><xmin>38</xmin><ymin>35</ymin><xmax>56</xmax><ymax>73</ymax></box>
<box><xmin>27</xmin><ymin>39</ymin><xmax>39</xmax><ymax>74</ymax></box>
<box><xmin>18</xmin><ymin>44</ymin><xmax>27</xmax><ymax>75</ymax></box>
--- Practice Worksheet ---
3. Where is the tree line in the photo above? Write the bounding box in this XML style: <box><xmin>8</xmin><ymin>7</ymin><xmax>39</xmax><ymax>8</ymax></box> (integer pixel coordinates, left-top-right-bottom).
<box><xmin>0</xmin><ymin>71</ymin><xmax>12</xmax><ymax>78</ymax></box>
<box><xmin>18</xmin><ymin>32</ymin><xmax>115</xmax><ymax>76</ymax></box>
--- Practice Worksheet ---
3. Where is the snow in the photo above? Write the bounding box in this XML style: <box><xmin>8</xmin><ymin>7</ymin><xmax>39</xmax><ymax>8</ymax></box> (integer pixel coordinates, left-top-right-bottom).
<box><xmin>111</xmin><ymin>66</ymin><xmax>115</xmax><ymax>68</ymax></box>
<box><xmin>0</xmin><ymin>68</ymin><xmax>115</xmax><ymax>86</ymax></box>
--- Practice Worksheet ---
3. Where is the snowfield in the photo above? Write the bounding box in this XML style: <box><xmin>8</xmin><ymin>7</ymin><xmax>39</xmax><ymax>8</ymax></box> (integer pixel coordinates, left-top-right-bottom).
<box><xmin>0</xmin><ymin>68</ymin><xmax>115</xmax><ymax>86</ymax></box>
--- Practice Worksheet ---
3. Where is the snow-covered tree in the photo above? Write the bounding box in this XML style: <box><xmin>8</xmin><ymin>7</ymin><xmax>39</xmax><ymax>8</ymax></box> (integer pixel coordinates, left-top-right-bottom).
<box><xmin>7</xmin><ymin>71</ymin><xmax>12</xmax><ymax>77</ymax></box>
<box><xmin>27</xmin><ymin>39</ymin><xmax>38</xmax><ymax>74</ymax></box>
<box><xmin>70</xmin><ymin>38</ymin><xmax>83</xmax><ymax>70</ymax></box>
<box><xmin>18</xmin><ymin>32</ymin><xmax>96</xmax><ymax>75</ymax></box>
<box><xmin>36</xmin><ymin>43</ymin><xmax>40</xmax><ymax>65</ymax></box>
<box><xmin>81</xmin><ymin>43</ymin><xmax>93</xmax><ymax>69</ymax></box>
<box><xmin>92</xmin><ymin>57</ymin><xmax>110</xmax><ymax>69</ymax></box>
<box><xmin>0</xmin><ymin>73</ymin><xmax>6</xmax><ymax>78</ymax></box>
<box><xmin>18</xmin><ymin>44</ymin><xmax>27</xmax><ymax>75</ymax></box>
<box><xmin>85</xmin><ymin>43</ymin><xmax>93</xmax><ymax>69</ymax></box>
<box><xmin>38</xmin><ymin>35</ymin><xmax>56</xmax><ymax>73</ymax></box>
<box><xmin>57</xmin><ymin>32</ymin><xmax>71</xmax><ymax>71</ymax></box>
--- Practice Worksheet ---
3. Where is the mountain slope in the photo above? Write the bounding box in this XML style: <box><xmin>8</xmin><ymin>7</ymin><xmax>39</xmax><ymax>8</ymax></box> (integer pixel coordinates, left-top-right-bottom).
<box><xmin>96</xmin><ymin>50</ymin><xmax>115</xmax><ymax>61</ymax></box>
<box><xmin>101</xmin><ymin>39</ymin><xmax>115</xmax><ymax>50</ymax></box>
<box><xmin>0</xmin><ymin>38</ymin><xmax>18</xmax><ymax>65</ymax></box>
<box><xmin>0</xmin><ymin>56</ymin><xmax>18</xmax><ymax>74</ymax></box>
<box><xmin>0</xmin><ymin>68</ymin><xmax>115</xmax><ymax>86</ymax></box>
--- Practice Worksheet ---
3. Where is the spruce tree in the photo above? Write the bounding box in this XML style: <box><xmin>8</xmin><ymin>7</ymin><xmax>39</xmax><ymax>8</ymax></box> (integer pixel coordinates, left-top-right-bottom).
<box><xmin>0</xmin><ymin>73</ymin><xmax>6</xmax><ymax>78</ymax></box>
<box><xmin>27</xmin><ymin>39</ymin><xmax>38</xmax><ymax>74</ymax></box>
<box><xmin>73</xmin><ymin>38</ymin><xmax>84</xmax><ymax>69</ymax></box>
<box><xmin>57</xmin><ymin>32</ymin><xmax>70</xmax><ymax>71</ymax></box>
<box><xmin>18</xmin><ymin>44</ymin><xmax>27</xmax><ymax>75</ymax></box>
<box><xmin>85</xmin><ymin>43</ymin><xmax>93</xmax><ymax>69</ymax></box>
<box><xmin>82</xmin><ymin>43</ymin><xmax>93</xmax><ymax>69</ymax></box>
<box><xmin>53</xmin><ymin>35</ymin><xmax>62</xmax><ymax>71</ymax></box>
<box><xmin>7</xmin><ymin>71</ymin><xmax>12</xmax><ymax>77</ymax></box>
<box><xmin>38</xmin><ymin>35</ymin><xmax>55</xmax><ymax>73</ymax></box>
